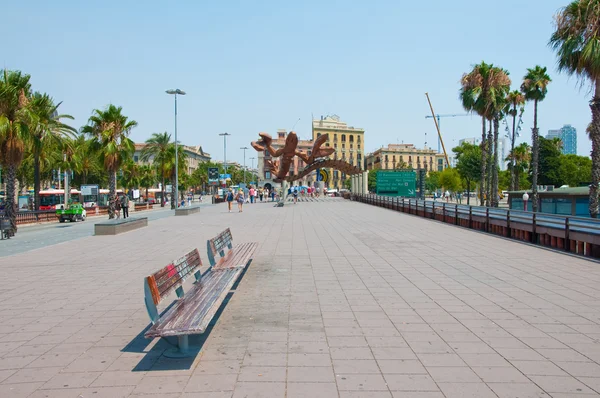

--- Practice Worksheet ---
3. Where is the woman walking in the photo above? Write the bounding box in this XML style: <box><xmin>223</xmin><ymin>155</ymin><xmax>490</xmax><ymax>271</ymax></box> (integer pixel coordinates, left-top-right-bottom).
<box><xmin>226</xmin><ymin>188</ymin><xmax>234</xmax><ymax>213</ymax></box>
<box><xmin>236</xmin><ymin>189</ymin><xmax>245</xmax><ymax>212</ymax></box>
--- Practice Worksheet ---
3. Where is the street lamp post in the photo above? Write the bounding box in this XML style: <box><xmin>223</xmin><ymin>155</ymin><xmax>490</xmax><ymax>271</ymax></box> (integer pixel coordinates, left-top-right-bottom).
<box><xmin>523</xmin><ymin>192</ymin><xmax>529</xmax><ymax>211</ymax></box>
<box><xmin>240</xmin><ymin>147</ymin><xmax>249</xmax><ymax>185</ymax></box>
<box><xmin>166</xmin><ymin>89</ymin><xmax>186</xmax><ymax>207</ymax></box>
<box><xmin>219</xmin><ymin>133</ymin><xmax>231</xmax><ymax>175</ymax></box>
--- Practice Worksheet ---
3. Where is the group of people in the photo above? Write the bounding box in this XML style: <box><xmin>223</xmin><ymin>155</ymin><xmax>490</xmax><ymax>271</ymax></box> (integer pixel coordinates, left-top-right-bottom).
<box><xmin>114</xmin><ymin>194</ymin><xmax>130</xmax><ymax>219</ymax></box>
<box><xmin>225</xmin><ymin>185</ymin><xmax>279</xmax><ymax>213</ymax></box>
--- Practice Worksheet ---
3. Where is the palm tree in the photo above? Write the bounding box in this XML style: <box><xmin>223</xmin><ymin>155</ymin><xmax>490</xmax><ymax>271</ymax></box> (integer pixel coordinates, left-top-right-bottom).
<box><xmin>164</xmin><ymin>143</ymin><xmax>188</xmax><ymax>208</ymax></box>
<box><xmin>509</xmin><ymin>142</ymin><xmax>531</xmax><ymax>191</ymax></box>
<box><xmin>490</xmin><ymin>68</ymin><xmax>511</xmax><ymax>208</ymax></box>
<box><xmin>139</xmin><ymin>165</ymin><xmax>156</xmax><ymax>202</ymax></box>
<box><xmin>0</xmin><ymin>70</ymin><xmax>32</xmax><ymax>234</ymax></box>
<box><xmin>71</xmin><ymin>134</ymin><xmax>101</xmax><ymax>185</ymax></box>
<box><xmin>81</xmin><ymin>105</ymin><xmax>137</xmax><ymax>219</ymax></box>
<box><xmin>521</xmin><ymin>66</ymin><xmax>551</xmax><ymax>213</ymax></box>
<box><xmin>550</xmin><ymin>0</ymin><xmax>600</xmax><ymax>217</ymax></box>
<box><xmin>29</xmin><ymin>92</ymin><xmax>76</xmax><ymax>210</ymax></box>
<box><xmin>141</xmin><ymin>132</ymin><xmax>171</xmax><ymax>207</ymax></box>
<box><xmin>461</xmin><ymin>62</ymin><xmax>510</xmax><ymax>206</ymax></box>
<box><xmin>505</xmin><ymin>90</ymin><xmax>526</xmax><ymax>191</ymax></box>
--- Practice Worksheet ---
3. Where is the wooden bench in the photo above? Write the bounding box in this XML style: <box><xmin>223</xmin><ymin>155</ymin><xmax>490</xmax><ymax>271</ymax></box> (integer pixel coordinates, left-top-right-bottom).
<box><xmin>94</xmin><ymin>217</ymin><xmax>147</xmax><ymax>235</ymax></box>
<box><xmin>175</xmin><ymin>206</ymin><xmax>200</xmax><ymax>216</ymax></box>
<box><xmin>207</xmin><ymin>228</ymin><xmax>258</xmax><ymax>270</ymax></box>
<box><xmin>144</xmin><ymin>247</ymin><xmax>248</xmax><ymax>357</ymax></box>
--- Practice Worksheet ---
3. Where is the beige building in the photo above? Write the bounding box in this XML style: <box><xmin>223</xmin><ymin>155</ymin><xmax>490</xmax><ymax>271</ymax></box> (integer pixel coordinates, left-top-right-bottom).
<box><xmin>365</xmin><ymin>144</ymin><xmax>446</xmax><ymax>173</ymax></box>
<box><xmin>312</xmin><ymin>115</ymin><xmax>365</xmax><ymax>189</ymax></box>
<box><xmin>256</xmin><ymin>129</ymin><xmax>315</xmax><ymax>190</ymax></box>
<box><xmin>134</xmin><ymin>143</ymin><xmax>211</xmax><ymax>175</ymax></box>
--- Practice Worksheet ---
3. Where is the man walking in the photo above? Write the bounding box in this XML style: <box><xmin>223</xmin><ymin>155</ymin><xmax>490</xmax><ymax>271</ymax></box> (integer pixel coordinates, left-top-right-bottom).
<box><xmin>121</xmin><ymin>193</ymin><xmax>129</xmax><ymax>219</ymax></box>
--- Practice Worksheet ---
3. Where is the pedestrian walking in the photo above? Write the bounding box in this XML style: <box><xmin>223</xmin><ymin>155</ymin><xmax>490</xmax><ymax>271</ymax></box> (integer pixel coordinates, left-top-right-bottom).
<box><xmin>120</xmin><ymin>193</ymin><xmax>129</xmax><ymax>218</ymax></box>
<box><xmin>271</xmin><ymin>189</ymin><xmax>275</xmax><ymax>202</ymax></box>
<box><xmin>249</xmin><ymin>186</ymin><xmax>255</xmax><ymax>204</ymax></box>
<box><xmin>293</xmin><ymin>188</ymin><xmax>298</xmax><ymax>204</ymax></box>
<box><xmin>115</xmin><ymin>197</ymin><xmax>121</xmax><ymax>219</ymax></box>
<box><xmin>226</xmin><ymin>188</ymin><xmax>234</xmax><ymax>212</ymax></box>
<box><xmin>259</xmin><ymin>188</ymin><xmax>264</xmax><ymax>202</ymax></box>
<box><xmin>236</xmin><ymin>189</ymin><xmax>245</xmax><ymax>212</ymax></box>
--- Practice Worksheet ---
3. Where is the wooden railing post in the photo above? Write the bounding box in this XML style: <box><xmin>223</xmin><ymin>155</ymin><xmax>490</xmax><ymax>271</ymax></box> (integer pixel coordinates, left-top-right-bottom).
<box><xmin>432</xmin><ymin>201</ymin><xmax>435</xmax><ymax>220</ymax></box>
<box><xmin>485</xmin><ymin>208</ymin><xmax>490</xmax><ymax>232</ymax></box>
<box><xmin>532</xmin><ymin>213</ymin><xmax>537</xmax><ymax>244</ymax></box>
<box><xmin>442</xmin><ymin>203</ymin><xmax>446</xmax><ymax>223</ymax></box>
<box><xmin>455</xmin><ymin>204</ymin><xmax>458</xmax><ymax>225</ymax></box>
<box><xmin>565</xmin><ymin>217</ymin><xmax>570</xmax><ymax>252</ymax></box>
<box><xmin>468</xmin><ymin>205</ymin><xmax>473</xmax><ymax>229</ymax></box>
<box><xmin>507</xmin><ymin>210</ymin><xmax>511</xmax><ymax>238</ymax></box>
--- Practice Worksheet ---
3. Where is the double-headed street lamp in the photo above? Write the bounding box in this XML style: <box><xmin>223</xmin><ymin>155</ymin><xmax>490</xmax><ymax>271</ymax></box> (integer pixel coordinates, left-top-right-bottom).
<box><xmin>219</xmin><ymin>133</ymin><xmax>231</xmax><ymax>175</ymax></box>
<box><xmin>166</xmin><ymin>89</ymin><xmax>186</xmax><ymax>206</ymax></box>
<box><xmin>240</xmin><ymin>146</ymin><xmax>249</xmax><ymax>185</ymax></box>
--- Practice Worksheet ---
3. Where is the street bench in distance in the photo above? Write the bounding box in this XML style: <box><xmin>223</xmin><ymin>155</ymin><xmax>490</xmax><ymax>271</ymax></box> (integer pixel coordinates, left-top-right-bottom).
<box><xmin>144</xmin><ymin>243</ymin><xmax>251</xmax><ymax>356</ymax></box>
<box><xmin>207</xmin><ymin>227</ymin><xmax>258</xmax><ymax>270</ymax></box>
<box><xmin>94</xmin><ymin>217</ymin><xmax>147</xmax><ymax>235</ymax></box>
<box><xmin>175</xmin><ymin>206</ymin><xmax>200</xmax><ymax>216</ymax></box>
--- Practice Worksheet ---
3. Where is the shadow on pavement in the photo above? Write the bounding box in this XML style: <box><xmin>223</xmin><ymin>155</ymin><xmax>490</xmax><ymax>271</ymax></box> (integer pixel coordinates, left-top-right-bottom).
<box><xmin>125</xmin><ymin>293</ymin><xmax>234</xmax><ymax>372</ymax></box>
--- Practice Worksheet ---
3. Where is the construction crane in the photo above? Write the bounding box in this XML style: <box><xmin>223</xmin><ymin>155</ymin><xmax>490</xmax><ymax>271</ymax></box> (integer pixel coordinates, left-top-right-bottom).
<box><xmin>424</xmin><ymin>108</ymin><xmax>470</xmax><ymax>154</ymax></box>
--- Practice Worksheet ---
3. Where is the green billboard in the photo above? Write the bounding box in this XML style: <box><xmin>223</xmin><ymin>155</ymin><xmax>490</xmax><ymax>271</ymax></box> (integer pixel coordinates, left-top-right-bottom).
<box><xmin>376</xmin><ymin>170</ymin><xmax>416</xmax><ymax>197</ymax></box>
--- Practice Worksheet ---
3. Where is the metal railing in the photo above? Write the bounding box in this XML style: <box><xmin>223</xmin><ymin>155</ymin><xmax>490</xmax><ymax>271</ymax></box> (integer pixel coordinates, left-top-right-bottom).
<box><xmin>0</xmin><ymin>210</ymin><xmax>57</xmax><ymax>225</ymax></box>
<box><xmin>352</xmin><ymin>194</ymin><xmax>600</xmax><ymax>259</ymax></box>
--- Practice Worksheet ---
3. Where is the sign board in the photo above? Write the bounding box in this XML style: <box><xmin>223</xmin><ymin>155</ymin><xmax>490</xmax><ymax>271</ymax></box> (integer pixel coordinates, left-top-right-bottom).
<box><xmin>317</xmin><ymin>169</ymin><xmax>329</xmax><ymax>183</ymax></box>
<box><xmin>219</xmin><ymin>174</ymin><xmax>232</xmax><ymax>180</ymax></box>
<box><xmin>376</xmin><ymin>171</ymin><xmax>416</xmax><ymax>197</ymax></box>
<box><xmin>80</xmin><ymin>184</ymin><xmax>99</xmax><ymax>196</ymax></box>
<box><xmin>208</xmin><ymin>167</ymin><xmax>219</xmax><ymax>185</ymax></box>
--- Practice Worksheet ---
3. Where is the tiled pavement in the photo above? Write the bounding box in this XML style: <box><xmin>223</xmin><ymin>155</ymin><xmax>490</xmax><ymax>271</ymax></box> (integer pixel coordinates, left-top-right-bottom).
<box><xmin>0</xmin><ymin>198</ymin><xmax>599</xmax><ymax>397</ymax></box>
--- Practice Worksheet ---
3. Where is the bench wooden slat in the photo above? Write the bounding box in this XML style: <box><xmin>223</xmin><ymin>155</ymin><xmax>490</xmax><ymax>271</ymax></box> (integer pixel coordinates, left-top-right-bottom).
<box><xmin>145</xmin><ymin>267</ymin><xmax>242</xmax><ymax>338</ymax></box>
<box><xmin>147</xmin><ymin>249</ymin><xmax>202</xmax><ymax>305</ymax></box>
<box><xmin>214</xmin><ymin>242</ymin><xmax>257</xmax><ymax>269</ymax></box>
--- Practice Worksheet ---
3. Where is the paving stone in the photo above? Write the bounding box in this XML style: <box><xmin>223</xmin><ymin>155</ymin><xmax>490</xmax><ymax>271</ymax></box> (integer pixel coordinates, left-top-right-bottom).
<box><xmin>286</xmin><ymin>382</ymin><xmax>338</xmax><ymax>397</ymax></box>
<box><xmin>231</xmin><ymin>381</ymin><xmax>286</xmax><ymax>398</ymax></box>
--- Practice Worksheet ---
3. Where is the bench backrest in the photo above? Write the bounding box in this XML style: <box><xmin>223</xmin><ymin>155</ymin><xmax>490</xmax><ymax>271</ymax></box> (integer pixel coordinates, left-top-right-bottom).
<box><xmin>207</xmin><ymin>228</ymin><xmax>233</xmax><ymax>267</ymax></box>
<box><xmin>144</xmin><ymin>248</ymin><xmax>202</xmax><ymax>323</ymax></box>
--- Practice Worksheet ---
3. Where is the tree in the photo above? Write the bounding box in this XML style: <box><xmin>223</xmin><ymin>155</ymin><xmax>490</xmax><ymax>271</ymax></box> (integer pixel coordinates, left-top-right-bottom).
<box><xmin>508</xmin><ymin>142</ymin><xmax>531</xmax><ymax>191</ymax></box>
<box><xmin>559</xmin><ymin>154</ymin><xmax>592</xmax><ymax>187</ymax></box>
<box><xmin>438</xmin><ymin>168</ymin><xmax>462</xmax><ymax>193</ymax></box>
<box><xmin>0</xmin><ymin>70</ymin><xmax>32</xmax><ymax>234</ymax></box>
<box><xmin>489</xmin><ymin>68</ymin><xmax>511</xmax><ymax>207</ymax></box>
<box><xmin>343</xmin><ymin>179</ymin><xmax>351</xmax><ymax>190</ymax></box>
<box><xmin>141</xmin><ymin>132</ymin><xmax>171</xmax><ymax>207</ymax></box>
<box><xmin>28</xmin><ymin>93</ymin><xmax>76</xmax><ymax>210</ymax></box>
<box><xmin>521</xmin><ymin>66</ymin><xmax>551</xmax><ymax>212</ymax></box>
<box><xmin>505</xmin><ymin>90</ymin><xmax>525</xmax><ymax>191</ymax></box>
<box><xmin>139</xmin><ymin>165</ymin><xmax>156</xmax><ymax>201</ymax></box>
<box><xmin>425</xmin><ymin>171</ymin><xmax>441</xmax><ymax>193</ymax></box>
<box><xmin>453</xmin><ymin>142</ymin><xmax>482</xmax><ymax>204</ymax></box>
<box><xmin>163</xmin><ymin>143</ymin><xmax>188</xmax><ymax>207</ymax></box>
<box><xmin>71</xmin><ymin>134</ymin><xmax>102</xmax><ymax>185</ymax></box>
<box><xmin>550</xmin><ymin>0</ymin><xmax>600</xmax><ymax>217</ymax></box>
<box><xmin>538</xmin><ymin>136</ymin><xmax>562</xmax><ymax>186</ymax></box>
<box><xmin>81</xmin><ymin>105</ymin><xmax>137</xmax><ymax>219</ymax></box>
<box><xmin>368</xmin><ymin>167</ymin><xmax>380</xmax><ymax>192</ymax></box>
<box><xmin>461</xmin><ymin>62</ymin><xmax>510</xmax><ymax>206</ymax></box>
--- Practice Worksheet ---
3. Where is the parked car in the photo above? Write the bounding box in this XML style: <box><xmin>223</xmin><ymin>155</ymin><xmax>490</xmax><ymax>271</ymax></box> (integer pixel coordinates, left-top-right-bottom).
<box><xmin>56</xmin><ymin>203</ymin><xmax>87</xmax><ymax>223</ymax></box>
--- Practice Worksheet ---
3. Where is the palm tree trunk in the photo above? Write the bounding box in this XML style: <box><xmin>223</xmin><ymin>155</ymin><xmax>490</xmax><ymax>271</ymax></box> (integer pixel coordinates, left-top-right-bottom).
<box><xmin>466</xmin><ymin>178</ymin><xmax>471</xmax><ymax>205</ymax></box>
<box><xmin>161</xmin><ymin>177</ymin><xmax>165</xmax><ymax>207</ymax></box>
<box><xmin>531</xmin><ymin>99</ymin><xmax>539</xmax><ymax>213</ymax></box>
<box><xmin>589</xmin><ymin>80</ymin><xmax>600</xmax><ymax>218</ymax></box>
<box><xmin>486</xmin><ymin>125</ymin><xmax>493</xmax><ymax>207</ymax></box>
<box><xmin>4</xmin><ymin>164</ymin><xmax>18</xmax><ymax>236</ymax></box>
<box><xmin>171</xmin><ymin>176</ymin><xmax>176</xmax><ymax>209</ymax></box>
<box><xmin>510</xmin><ymin>109</ymin><xmax>517</xmax><ymax>191</ymax></box>
<box><xmin>108</xmin><ymin>171</ymin><xmax>116</xmax><ymax>219</ymax></box>
<box><xmin>34</xmin><ymin>152</ymin><xmax>41</xmax><ymax>211</ymax></box>
<box><xmin>479</xmin><ymin>117</ymin><xmax>487</xmax><ymax>206</ymax></box>
<box><xmin>492</xmin><ymin>117</ymin><xmax>500</xmax><ymax>207</ymax></box>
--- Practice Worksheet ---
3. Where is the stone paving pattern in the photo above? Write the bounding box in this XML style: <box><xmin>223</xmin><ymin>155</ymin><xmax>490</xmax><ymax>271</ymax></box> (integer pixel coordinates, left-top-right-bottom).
<box><xmin>0</xmin><ymin>198</ymin><xmax>599</xmax><ymax>397</ymax></box>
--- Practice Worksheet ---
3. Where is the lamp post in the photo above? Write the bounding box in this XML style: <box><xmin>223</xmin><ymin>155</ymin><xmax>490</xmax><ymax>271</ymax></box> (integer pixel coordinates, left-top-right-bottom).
<box><xmin>166</xmin><ymin>89</ymin><xmax>186</xmax><ymax>207</ymax></box>
<box><xmin>523</xmin><ymin>192</ymin><xmax>529</xmax><ymax>211</ymax></box>
<box><xmin>219</xmin><ymin>133</ymin><xmax>231</xmax><ymax>175</ymax></box>
<box><xmin>249</xmin><ymin>157</ymin><xmax>256</xmax><ymax>184</ymax></box>
<box><xmin>240</xmin><ymin>146</ymin><xmax>249</xmax><ymax>185</ymax></box>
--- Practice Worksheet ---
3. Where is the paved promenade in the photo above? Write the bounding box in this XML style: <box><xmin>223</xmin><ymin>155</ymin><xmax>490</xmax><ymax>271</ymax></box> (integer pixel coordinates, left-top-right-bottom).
<box><xmin>0</xmin><ymin>198</ymin><xmax>599</xmax><ymax>397</ymax></box>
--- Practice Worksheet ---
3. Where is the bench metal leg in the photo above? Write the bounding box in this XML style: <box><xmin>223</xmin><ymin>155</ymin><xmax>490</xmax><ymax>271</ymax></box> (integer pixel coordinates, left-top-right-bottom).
<box><xmin>163</xmin><ymin>335</ymin><xmax>195</xmax><ymax>358</ymax></box>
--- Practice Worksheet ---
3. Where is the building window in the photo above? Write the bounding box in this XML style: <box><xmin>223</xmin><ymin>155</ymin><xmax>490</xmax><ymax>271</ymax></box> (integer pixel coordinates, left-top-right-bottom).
<box><xmin>342</xmin><ymin>143</ymin><xmax>345</xmax><ymax>149</ymax></box>
<box><xmin>342</xmin><ymin>134</ymin><xmax>346</xmax><ymax>142</ymax></box>
<box><xmin>317</xmin><ymin>133</ymin><xmax>321</xmax><ymax>138</ymax></box>
<box><xmin>349</xmin><ymin>135</ymin><xmax>354</xmax><ymax>143</ymax></box>
<box><xmin>358</xmin><ymin>144</ymin><xmax>361</xmax><ymax>150</ymax></box>
<box><xmin>350</xmin><ymin>144</ymin><xmax>353</xmax><ymax>149</ymax></box>
<box><xmin>357</xmin><ymin>136</ymin><xmax>361</xmax><ymax>142</ymax></box>
<box><xmin>392</xmin><ymin>155</ymin><xmax>396</xmax><ymax>162</ymax></box>
<box><xmin>417</xmin><ymin>156</ymin><xmax>420</xmax><ymax>162</ymax></box>
<box><xmin>265</xmin><ymin>171</ymin><xmax>271</xmax><ymax>179</ymax></box>
<box><xmin>134</xmin><ymin>155</ymin><xmax>139</xmax><ymax>162</ymax></box>
<box><xmin>385</xmin><ymin>155</ymin><xmax>388</xmax><ymax>162</ymax></box>
<box><xmin>334</xmin><ymin>134</ymin><xmax>337</xmax><ymax>141</ymax></box>
<box><xmin>409</xmin><ymin>156</ymin><xmax>412</xmax><ymax>162</ymax></box>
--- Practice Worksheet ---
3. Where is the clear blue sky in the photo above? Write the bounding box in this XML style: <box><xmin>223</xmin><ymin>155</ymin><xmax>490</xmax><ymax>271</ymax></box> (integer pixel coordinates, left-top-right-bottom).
<box><xmin>2</xmin><ymin>0</ymin><xmax>592</xmax><ymax>165</ymax></box>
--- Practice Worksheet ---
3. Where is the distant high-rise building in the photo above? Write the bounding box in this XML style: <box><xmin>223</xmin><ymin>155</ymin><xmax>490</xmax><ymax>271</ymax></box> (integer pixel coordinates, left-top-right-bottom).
<box><xmin>546</xmin><ymin>125</ymin><xmax>577</xmax><ymax>155</ymax></box>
